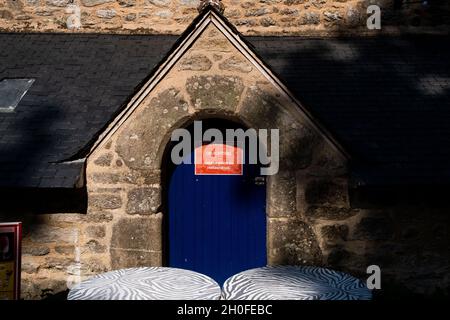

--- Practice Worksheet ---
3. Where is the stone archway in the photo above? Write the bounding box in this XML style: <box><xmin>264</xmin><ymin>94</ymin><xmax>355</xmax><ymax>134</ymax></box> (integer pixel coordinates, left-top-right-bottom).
<box><xmin>85</xmin><ymin>82</ymin><xmax>334</xmax><ymax>271</ymax></box>
<box><xmin>84</xmin><ymin>20</ymin><xmax>347</xmax><ymax>273</ymax></box>
<box><xmin>154</xmin><ymin>109</ymin><xmax>326</xmax><ymax>268</ymax></box>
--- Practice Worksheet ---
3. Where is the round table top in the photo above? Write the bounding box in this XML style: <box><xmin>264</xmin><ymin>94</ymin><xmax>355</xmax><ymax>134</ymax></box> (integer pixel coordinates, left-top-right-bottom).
<box><xmin>67</xmin><ymin>267</ymin><xmax>221</xmax><ymax>300</ymax></box>
<box><xmin>222</xmin><ymin>266</ymin><xmax>372</xmax><ymax>300</ymax></box>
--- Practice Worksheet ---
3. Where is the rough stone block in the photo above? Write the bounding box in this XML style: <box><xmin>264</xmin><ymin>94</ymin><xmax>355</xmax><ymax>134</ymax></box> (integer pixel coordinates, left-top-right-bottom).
<box><xmin>43</xmin><ymin>257</ymin><xmax>74</xmax><ymax>270</ymax></box>
<box><xmin>321</xmin><ymin>224</ymin><xmax>349</xmax><ymax>243</ymax></box>
<box><xmin>111</xmin><ymin>216</ymin><xmax>162</xmax><ymax>251</ymax></box>
<box><xmin>261</xmin><ymin>16</ymin><xmax>276</xmax><ymax>27</ymax></box>
<box><xmin>81</xmin><ymin>0</ymin><xmax>114</xmax><ymax>6</ymax></box>
<box><xmin>84</xmin><ymin>211</ymin><xmax>114</xmax><ymax>223</ymax></box>
<box><xmin>110</xmin><ymin>248</ymin><xmax>162</xmax><ymax>269</ymax></box>
<box><xmin>89</xmin><ymin>194</ymin><xmax>122</xmax><ymax>209</ymax></box>
<box><xmin>90</xmin><ymin>173</ymin><xmax>121</xmax><ymax>184</ymax></box>
<box><xmin>195</xmin><ymin>31</ymin><xmax>233</xmax><ymax>52</ymax></box>
<box><xmin>29</xmin><ymin>225</ymin><xmax>78</xmax><ymax>244</ymax></box>
<box><xmin>55</xmin><ymin>245</ymin><xmax>75</xmax><ymax>255</ymax></box>
<box><xmin>121</xmin><ymin>169</ymin><xmax>161</xmax><ymax>185</ymax></box>
<box><xmin>0</xmin><ymin>10</ymin><xmax>13</xmax><ymax>20</ymax></box>
<box><xmin>86</xmin><ymin>259</ymin><xmax>109</xmax><ymax>274</ymax></box>
<box><xmin>21</xmin><ymin>278</ymin><xmax>68</xmax><ymax>300</ymax></box>
<box><xmin>66</xmin><ymin>259</ymin><xmax>108</xmax><ymax>276</ymax></box>
<box><xmin>219</xmin><ymin>56</ymin><xmax>253</xmax><ymax>73</ymax></box>
<box><xmin>96</xmin><ymin>9</ymin><xmax>117</xmax><ymax>19</ymax></box>
<box><xmin>323</xmin><ymin>11</ymin><xmax>343</xmax><ymax>25</ymax></box>
<box><xmin>22</xmin><ymin>245</ymin><xmax>50</xmax><ymax>256</ymax></box>
<box><xmin>245</xmin><ymin>8</ymin><xmax>271</xmax><ymax>17</ymax></box>
<box><xmin>22</xmin><ymin>262</ymin><xmax>39</xmax><ymax>274</ymax></box>
<box><xmin>85</xmin><ymin>240</ymin><xmax>107</xmax><ymax>253</ymax></box>
<box><xmin>346</xmin><ymin>6</ymin><xmax>362</xmax><ymax>27</ymax></box>
<box><xmin>267</xmin><ymin>171</ymin><xmax>297</xmax><ymax>217</ymax></box>
<box><xmin>186</xmin><ymin>75</ymin><xmax>244</xmax><ymax>111</ymax></box>
<box><xmin>85</xmin><ymin>225</ymin><xmax>106</xmax><ymax>238</ymax></box>
<box><xmin>146</xmin><ymin>0</ymin><xmax>171</xmax><ymax>6</ymax></box>
<box><xmin>268</xmin><ymin>218</ymin><xmax>322</xmax><ymax>265</ymax></box>
<box><xmin>179</xmin><ymin>54</ymin><xmax>212</xmax><ymax>71</ymax></box>
<box><xmin>299</xmin><ymin>11</ymin><xmax>320</xmax><ymax>25</ymax></box>
<box><xmin>305</xmin><ymin>205</ymin><xmax>358</xmax><ymax>220</ymax></box>
<box><xmin>126</xmin><ymin>187</ymin><xmax>161</xmax><ymax>215</ymax></box>
<box><xmin>118</xmin><ymin>0</ymin><xmax>135</xmax><ymax>7</ymax></box>
<box><xmin>46</xmin><ymin>0</ymin><xmax>70</xmax><ymax>6</ymax></box>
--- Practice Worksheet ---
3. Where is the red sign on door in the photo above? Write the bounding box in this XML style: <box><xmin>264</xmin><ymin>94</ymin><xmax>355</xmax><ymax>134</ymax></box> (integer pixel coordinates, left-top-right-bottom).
<box><xmin>195</xmin><ymin>143</ymin><xmax>243</xmax><ymax>175</ymax></box>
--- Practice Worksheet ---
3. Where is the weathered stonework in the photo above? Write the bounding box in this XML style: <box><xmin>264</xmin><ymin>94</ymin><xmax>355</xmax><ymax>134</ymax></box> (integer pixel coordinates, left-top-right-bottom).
<box><xmin>110</xmin><ymin>249</ymin><xmax>162</xmax><ymax>269</ymax></box>
<box><xmin>268</xmin><ymin>218</ymin><xmax>323</xmax><ymax>265</ymax></box>
<box><xmin>85</xmin><ymin>225</ymin><xmax>106</xmax><ymax>238</ymax></box>
<box><xmin>22</xmin><ymin>245</ymin><xmax>50</xmax><ymax>256</ymax></box>
<box><xmin>304</xmin><ymin>205</ymin><xmax>359</xmax><ymax>220</ymax></box>
<box><xmin>179</xmin><ymin>54</ymin><xmax>213</xmax><ymax>71</ymax></box>
<box><xmin>115</xmin><ymin>87</ymin><xmax>190</xmax><ymax>170</ymax></box>
<box><xmin>267</xmin><ymin>171</ymin><xmax>297</xmax><ymax>218</ymax></box>
<box><xmin>55</xmin><ymin>245</ymin><xmax>76</xmax><ymax>255</ymax></box>
<box><xmin>321</xmin><ymin>224</ymin><xmax>349</xmax><ymax>243</ymax></box>
<box><xmin>88</xmin><ymin>194</ymin><xmax>122</xmax><ymax>209</ymax></box>
<box><xmin>219</xmin><ymin>56</ymin><xmax>253</xmax><ymax>73</ymax></box>
<box><xmin>126</xmin><ymin>187</ymin><xmax>161</xmax><ymax>215</ymax></box>
<box><xmin>186</xmin><ymin>75</ymin><xmax>244</xmax><ymax>111</ymax></box>
<box><xmin>93</xmin><ymin>153</ymin><xmax>113</xmax><ymax>166</ymax></box>
<box><xmin>29</xmin><ymin>225</ymin><xmax>78</xmax><ymax>243</ymax></box>
<box><xmin>0</xmin><ymin>0</ymin><xmax>448</xmax><ymax>35</ymax></box>
<box><xmin>11</xmin><ymin>18</ymin><xmax>347</xmax><ymax>299</ymax></box>
<box><xmin>111</xmin><ymin>216</ymin><xmax>162</xmax><ymax>251</ymax></box>
<box><xmin>12</xmin><ymin>17</ymin><xmax>450</xmax><ymax>300</ymax></box>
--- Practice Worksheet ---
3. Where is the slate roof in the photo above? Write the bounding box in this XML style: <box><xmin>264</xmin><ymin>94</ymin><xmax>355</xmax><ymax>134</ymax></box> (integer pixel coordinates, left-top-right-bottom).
<box><xmin>0</xmin><ymin>32</ymin><xmax>449</xmax><ymax>188</ymax></box>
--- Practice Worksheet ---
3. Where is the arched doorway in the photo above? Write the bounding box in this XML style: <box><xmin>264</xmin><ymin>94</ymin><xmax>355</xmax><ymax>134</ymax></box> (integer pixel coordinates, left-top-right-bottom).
<box><xmin>165</xmin><ymin>119</ymin><xmax>267</xmax><ymax>285</ymax></box>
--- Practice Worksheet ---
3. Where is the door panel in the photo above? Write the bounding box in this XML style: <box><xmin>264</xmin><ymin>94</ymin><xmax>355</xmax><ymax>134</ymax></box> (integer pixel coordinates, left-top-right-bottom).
<box><xmin>168</xmin><ymin>148</ymin><xmax>266</xmax><ymax>285</ymax></box>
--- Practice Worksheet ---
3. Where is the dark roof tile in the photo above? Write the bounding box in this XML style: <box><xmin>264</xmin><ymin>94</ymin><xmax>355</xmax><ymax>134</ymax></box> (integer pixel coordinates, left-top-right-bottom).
<box><xmin>0</xmin><ymin>33</ymin><xmax>449</xmax><ymax>187</ymax></box>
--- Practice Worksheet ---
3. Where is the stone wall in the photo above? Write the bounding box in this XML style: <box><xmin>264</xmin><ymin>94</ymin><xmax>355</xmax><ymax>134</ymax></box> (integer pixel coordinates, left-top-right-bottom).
<box><xmin>296</xmin><ymin>179</ymin><xmax>450</xmax><ymax>297</ymax></box>
<box><xmin>8</xmin><ymin>186</ymin><xmax>450</xmax><ymax>298</ymax></box>
<box><xmin>0</xmin><ymin>0</ymin><xmax>449</xmax><ymax>35</ymax></box>
<box><xmin>2</xmin><ymin>15</ymin><xmax>449</xmax><ymax>299</ymax></box>
<box><xmin>20</xmin><ymin>213</ymin><xmax>109</xmax><ymax>299</ymax></box>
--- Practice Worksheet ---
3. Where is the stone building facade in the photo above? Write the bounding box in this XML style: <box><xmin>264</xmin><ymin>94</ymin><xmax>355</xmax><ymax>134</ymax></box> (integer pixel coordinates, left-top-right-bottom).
<box><xmin>0</xmin><ymin>0</ymin><xmax>449</xmax><ymax>35</ymax></box>
<box><xmin>17</xmin><ymin>13</ymin><xmax>350</xmax><ymax>298</ymax></box>
<box><xmin>4</xmin><ymin>7</ymin><xmax>447</xmax><ymax>300</ymax></box>
<box><xmin>1</xmin><ymin>0</ymin><xmax>450</xmax><ymax>300</ymax></box>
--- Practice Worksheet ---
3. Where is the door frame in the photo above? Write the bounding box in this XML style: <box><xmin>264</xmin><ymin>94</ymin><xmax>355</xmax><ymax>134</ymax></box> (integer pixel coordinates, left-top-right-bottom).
<box><xmin>160</xmin><ymin>116</ymin><xmax>269</xmax><ymax>268</ymax></box>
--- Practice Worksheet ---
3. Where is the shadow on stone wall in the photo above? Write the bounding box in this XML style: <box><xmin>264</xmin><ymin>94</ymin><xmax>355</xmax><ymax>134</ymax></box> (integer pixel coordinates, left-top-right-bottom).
<box><xmin>255</xmin><ymin>30</ymin><xmax>450</xmax><ymax>298</ymax></box>
<box><xmin>1</xmin><ymin>4</ymin><xmax>450</xmax><ymax>299</ymax></box>
<box><xmin>379</xmin><ymin>0</ymin><xmax>450</xmax><ymax>28</ymax></box>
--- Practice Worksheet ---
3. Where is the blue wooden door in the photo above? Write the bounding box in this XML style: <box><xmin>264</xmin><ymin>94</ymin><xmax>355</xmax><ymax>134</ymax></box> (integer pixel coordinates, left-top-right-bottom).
<box><xmin>168</xmin><ymin>146</ymin><xmax>266</xmax><ymax>285</ymax></box>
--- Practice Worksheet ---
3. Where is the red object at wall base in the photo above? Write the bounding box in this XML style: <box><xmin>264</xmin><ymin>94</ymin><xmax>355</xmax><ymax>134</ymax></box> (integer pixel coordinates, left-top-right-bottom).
<box><xmin>0</xmin><ymin>222</ymin><xmax>22</xmax><ymax>300</ymax></box>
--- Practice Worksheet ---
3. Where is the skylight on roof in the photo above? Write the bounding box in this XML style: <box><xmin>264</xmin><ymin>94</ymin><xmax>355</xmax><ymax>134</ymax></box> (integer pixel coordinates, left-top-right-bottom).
<box><xmin>0</xmin><ymin>78</ymin><xmax>35</xmax><ymax>113</ymax></box>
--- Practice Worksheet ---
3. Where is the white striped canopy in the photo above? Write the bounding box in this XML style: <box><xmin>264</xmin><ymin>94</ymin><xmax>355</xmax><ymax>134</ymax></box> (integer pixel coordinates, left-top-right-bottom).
<box><xmin>222</xmin><ymin>266</ymin><xmax>372</xmax><ymax>300</ymax></box>
<box><xmin>67</xmin><ymin>267</ymin><xmax>221</xmax><ymax>300</ymax></box>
